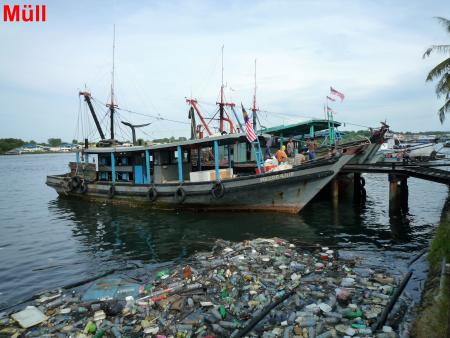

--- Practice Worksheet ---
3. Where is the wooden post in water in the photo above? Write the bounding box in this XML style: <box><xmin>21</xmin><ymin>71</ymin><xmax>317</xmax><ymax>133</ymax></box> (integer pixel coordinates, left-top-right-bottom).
<box><xmin>389</xmin><ymin>174</ymin><xmax>398</xmax><ymax>202</ymax></box>
<box><xmin>353</xmin><ymin>173</ymin><xmax>361</xmax><ymax>203</ymax></box>
<box><xmin>331</xmin><ymin>177</ymin><xmax>339</xmax><ymax>207</ymax></box>
<box><xmin>399</xmin><ymin>175</ymin><xmax>409</xmax><ymax>210</ymax></box>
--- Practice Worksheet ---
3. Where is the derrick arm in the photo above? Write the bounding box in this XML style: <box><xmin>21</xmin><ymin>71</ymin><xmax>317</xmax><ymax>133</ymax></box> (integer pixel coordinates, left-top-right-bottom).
<box><xmin>79</xmin><ymin>91</ymin><xmax>105</xmax><ymax>140</ymax></box>
<box><xmin>121</xmin><ymin>121</ymin><xmax>151</xmax><ymax>145</ymax></box>
<box><xmin>186</xmin><ymin>99</ymin><xmax>213</xmax><ymax>136</ymax></box>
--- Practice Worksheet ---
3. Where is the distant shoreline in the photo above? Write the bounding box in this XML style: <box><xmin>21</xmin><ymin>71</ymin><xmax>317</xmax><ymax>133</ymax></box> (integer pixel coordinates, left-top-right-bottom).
<box><xmin>0</xmin><ymin>151</ymin><xmax>75</xmax><ymax>156</ymax></box>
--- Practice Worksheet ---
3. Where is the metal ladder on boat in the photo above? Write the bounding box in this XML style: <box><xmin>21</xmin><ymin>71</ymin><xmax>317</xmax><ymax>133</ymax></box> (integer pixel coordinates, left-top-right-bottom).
<box><xmin>252</xmin><ymin>140</ymin><xmax>265</xmax><ymax>174</ymax></box>
<box><xmin>231</xmin><ymin>106</ymin><xmax>265</xmax><ymax>174</ymax></box>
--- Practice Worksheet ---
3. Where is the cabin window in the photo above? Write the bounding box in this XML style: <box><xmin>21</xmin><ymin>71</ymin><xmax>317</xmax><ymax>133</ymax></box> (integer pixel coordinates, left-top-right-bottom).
<box><xmin>156</xmin><ymin>151</ymin><xmax>170</xmax><ymax>165</ymax></box>
<box><xmin>119</xmin><ymin>156</ymin><xmax>128</xmax><ymax>165</ymax></box>
<box><xmin>99</xmin><ymin>156</ymin><xmax>110</xmax><ymax>165</ymax></box>
<box><xmin>172</xmin><ymin>149</ymin><xmax>189</xmax><ymax>163</ymax></box>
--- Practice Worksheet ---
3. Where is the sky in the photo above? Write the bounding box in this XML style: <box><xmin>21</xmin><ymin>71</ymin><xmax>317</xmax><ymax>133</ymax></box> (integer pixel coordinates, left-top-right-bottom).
<box><xmin>0</xmin><ymin>0</ymin><xmax>449</xmax><ymax>143</ymax></box>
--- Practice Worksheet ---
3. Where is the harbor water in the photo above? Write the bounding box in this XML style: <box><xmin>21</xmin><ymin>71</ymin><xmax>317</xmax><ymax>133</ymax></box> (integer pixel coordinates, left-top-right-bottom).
<box><xmin>0</xmin><ymin>153</ymin><xmax>449</xmax><ymax>326</ymax></box>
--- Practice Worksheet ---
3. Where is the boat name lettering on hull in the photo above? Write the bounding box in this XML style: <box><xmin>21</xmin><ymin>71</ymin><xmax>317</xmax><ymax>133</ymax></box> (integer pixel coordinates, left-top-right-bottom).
<box><xmin>259</xmin><ymin>172</ymin><xmax>294</xmax><ymax>182</ymax></box>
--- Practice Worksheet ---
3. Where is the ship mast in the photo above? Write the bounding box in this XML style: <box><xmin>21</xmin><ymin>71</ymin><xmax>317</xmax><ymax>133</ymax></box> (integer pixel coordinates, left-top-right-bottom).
<box><xmin>251</xmin><ymin>59</ymin><xmax>258</xmax><ymax>131</ymax></box>
<box><xmin>106</xmin><ymin>25</ymin><xmax>118</xmax><ymax>140</ymax></box>
<box><xmin>219</xmin><ymin>45</ymin><xmax>225</xmax><ymax>133</ymax></box>
<box><xmin>215</xmin><ymin>45</ymin><xmax>235</xmax><ymax>134</ymax></box>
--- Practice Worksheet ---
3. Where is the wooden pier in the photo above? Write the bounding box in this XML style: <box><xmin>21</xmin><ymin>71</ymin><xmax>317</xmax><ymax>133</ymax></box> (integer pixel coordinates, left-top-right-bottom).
<box><xmin>337</xmin><ymin>162</ymin><xmax>450</xmax><ymax>208</ymax></box>
<box><xmin>342</xmin><ymin>162</ymin><xmax>450</xmax><ymax>185</ymax></box>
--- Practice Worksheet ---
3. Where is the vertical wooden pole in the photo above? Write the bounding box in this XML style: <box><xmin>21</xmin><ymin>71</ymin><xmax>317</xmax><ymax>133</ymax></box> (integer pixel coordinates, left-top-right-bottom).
<box><xmin>198</xmin><ymin>146</ymin><xmax>202</xmax><ymax>171</ymax></box>
<box><xmin>177</xmin><ymin>145</ymin><xmax>183</xmax><ymax>183</ymax></box>
<box><xmin>214</xmin><ymin>140</ymin><xmax>220</xmax><ymax>181</ymax></box>
<box><xmin>400</xmin><ymin>176</ymin><xmax>408</xmax><ymax>209</ymax></box>
<box><xmin>111</xmin><ymin>152</ymin><xmax>116</xmax><ymax>184</ymax></box>
<box><xmin>145</xmin><ymin>150</ymin><xmax>151</xmax><ymax>184</ymax></box>
<box><xmin>331</xmin><ymin>177</ymin><xmax>339</xmax><ymax>206</ymax></box>
<box><xmin>354</xmin><ymin>173</ymin><xmax>361</xmax><ymax>203</ymax></box>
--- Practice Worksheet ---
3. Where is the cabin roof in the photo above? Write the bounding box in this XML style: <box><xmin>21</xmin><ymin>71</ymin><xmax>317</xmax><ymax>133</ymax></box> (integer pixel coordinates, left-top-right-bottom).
<box><xmin>259</xmin><ymin>119</ymin><xmax>340</xmax><ymax>137</ymax></box>
<box><xmin>83</xmin><ymin>133</ymin><xmax>267</xmax><ymax>154</ymax></box>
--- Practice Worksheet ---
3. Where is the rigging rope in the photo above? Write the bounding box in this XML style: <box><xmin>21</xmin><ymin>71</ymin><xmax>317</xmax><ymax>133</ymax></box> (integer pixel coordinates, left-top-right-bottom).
<box><xmin>90</xmin><ymin>96</ymin><xmax>189</xmax><ymax>125</ymax></box>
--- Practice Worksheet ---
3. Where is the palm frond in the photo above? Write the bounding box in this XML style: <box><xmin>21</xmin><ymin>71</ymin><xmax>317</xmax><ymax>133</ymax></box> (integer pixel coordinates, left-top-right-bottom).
<box><xmin>434</xmin><ymin>17</ymin><xmax>450</xmax><ymax>35</ymax></box>
<box><xmin>425</xmin><ymin>57</ymin><xmax>450</xmax><ymax>82</ymax></box>
<box><xmin>423</xmin><ymin>45</ymin><xmax>450</xmax><ymax>58</ymax></box>
<box><xmin>435</xmin><ymin>73</ymin><xmax>450</xmax><ymax>98</ymax></box>
<box><xmin>438</xmin><ymin>98</ymin><xmax>450</xmax><ymax>123</ymax></box>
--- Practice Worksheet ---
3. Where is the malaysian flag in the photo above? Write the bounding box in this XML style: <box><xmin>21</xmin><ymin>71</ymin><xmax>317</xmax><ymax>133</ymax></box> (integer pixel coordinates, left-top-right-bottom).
<box><xmin>326</xmin><ymin>95</ymin><xmax>336</xmax><ymax>102</ymax></box>
<box><xmin>330</xmin><ymin>87</ymin><xmax>345</xmax><ymax>101</ymax></box>
<box><xmin>241</xmin><ymin>103</ymin><xmax>257</xmax><ymax>142</ymax></box>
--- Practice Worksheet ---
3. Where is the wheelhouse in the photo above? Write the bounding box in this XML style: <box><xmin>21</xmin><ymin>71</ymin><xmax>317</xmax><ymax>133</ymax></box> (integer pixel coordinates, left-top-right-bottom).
<box><xmin>74</xmin><ymin>133</ymin><xmax>268</xmax><ymax>185</ymax></box>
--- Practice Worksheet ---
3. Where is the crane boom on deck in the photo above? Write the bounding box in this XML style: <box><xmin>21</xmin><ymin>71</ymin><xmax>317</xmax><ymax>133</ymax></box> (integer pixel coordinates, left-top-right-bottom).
<box><xmin>79</xmin><ymin>91</ymin><xmax>105</xmax><ymax>140</ymax></box>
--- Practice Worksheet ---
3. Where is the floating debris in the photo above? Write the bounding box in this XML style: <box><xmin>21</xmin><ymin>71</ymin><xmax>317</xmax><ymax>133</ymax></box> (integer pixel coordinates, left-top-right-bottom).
<box><xmin>0</xmin><ymin>238</ymin><xmax>401</xmax><ymax>337</ymax></box>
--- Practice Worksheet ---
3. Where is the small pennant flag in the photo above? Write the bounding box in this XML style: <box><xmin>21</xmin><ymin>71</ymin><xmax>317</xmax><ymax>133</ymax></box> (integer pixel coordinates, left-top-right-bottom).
<box><xmin>241</xmin><ymin>103</ymin><xmax>257</xmax><ymax>142</ymax></box>
<box><xmin>326</xmin><ymin>95</ymin><xmax>336</xmax><ymax>102</ymax></box>
<box><xmin>330</xmin><ymin>87</ymin><xmax>345</xmax><ymax>101</ymax></box>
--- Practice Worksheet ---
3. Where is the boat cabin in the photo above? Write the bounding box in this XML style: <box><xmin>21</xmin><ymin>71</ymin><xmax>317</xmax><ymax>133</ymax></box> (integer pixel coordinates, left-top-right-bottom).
<box><xmin>74</xmin><ymin>133</ymin><xmax>268</xmax><ymax>185</ymax></box>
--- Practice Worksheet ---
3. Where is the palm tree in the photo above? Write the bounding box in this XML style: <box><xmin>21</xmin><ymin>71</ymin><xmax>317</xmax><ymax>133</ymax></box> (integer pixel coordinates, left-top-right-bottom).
<box><xmin>423</xmin><ymin>17</ymin><xmax>450</xmax><ymax>123</ymax></box>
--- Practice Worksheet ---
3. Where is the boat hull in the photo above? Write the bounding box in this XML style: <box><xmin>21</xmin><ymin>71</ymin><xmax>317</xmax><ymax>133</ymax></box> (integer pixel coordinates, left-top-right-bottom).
<box><xmin>47</xmin><ymin>155</ymin><xmax>354</xmax><ymax>214</ymax></box>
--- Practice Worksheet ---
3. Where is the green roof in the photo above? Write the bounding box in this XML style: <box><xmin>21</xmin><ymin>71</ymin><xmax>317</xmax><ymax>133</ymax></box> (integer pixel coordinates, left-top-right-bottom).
<box><xmin>259</xmin><ymin>119</ymin><xmax>340</xmax><ymax>137</ymax></box>
<box><xmin>83</xmin><ymin>133</ymin><xmax>268</xmax><ymax>154</ymax></box>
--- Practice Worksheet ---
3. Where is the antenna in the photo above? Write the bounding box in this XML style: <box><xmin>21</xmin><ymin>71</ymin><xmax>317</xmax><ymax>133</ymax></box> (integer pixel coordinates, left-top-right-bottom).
<box><xmin>106</xmin><ymin>24</ymin><xmax>118</xmax><ymax>140</ymax></box>
<box><xmin>215</xmin><ymin>45</ymin><xmax>235</xmax><ymax>134</ymax></box>
<box><xmin>252</xmin><ymin>59</ymin><xmax>257</xmax><ymax>130</ymax></box>
<box><xmin>219</xmin><ymin>45</ymin><xmax>225</xmax><ymax>132</ymax></box>
<box><xmin>221</xmin><ymin>45</ymin><xmax>224</xmax><ymax>92</ymax></box>
<box><xmin>111</xmin><ymin>24</ymin><xmax>115</xmax><ymax>107</ymax></box>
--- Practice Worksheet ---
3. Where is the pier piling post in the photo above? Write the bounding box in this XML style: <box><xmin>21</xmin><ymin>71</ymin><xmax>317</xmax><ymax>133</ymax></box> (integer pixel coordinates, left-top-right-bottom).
<box><xmin>354</xmin><ymin>173</ymin><xmax>361</xmax><ymax>203</ymax></box>
<box><xmin>331</xmin><ymin>178</ymin><xmax>339</xmax><ymax>207</ymax></box>
<box><xmin>389</xmin><ymin>174</ymin><xmax>398</xmax><ymax>203</ymax></box>
<box><xmin>399</xmin><ymin>176</ymin><xmax>409</xmax><ymax>209</ymax></box>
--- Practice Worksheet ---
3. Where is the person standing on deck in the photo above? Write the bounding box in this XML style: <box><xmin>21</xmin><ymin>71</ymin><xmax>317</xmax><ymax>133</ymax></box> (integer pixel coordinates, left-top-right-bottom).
<box><xmin>275</xmin><ymin>145</ymin><xmax>288</xmax><ymax>163</ymax></box>
<box><xmin>306</xmin><ymin>138</ymin><xmax>318</xmax><ymax>160</ymax></box>
<box><xmin>286</xmin><ymin>138</ymin><xmax>294</xmax><ymax>158</ymax></box>
<box><xmin>265</xmin><ymin>135</ymin><xmax>273</xmax><ymax>159</ymax></box>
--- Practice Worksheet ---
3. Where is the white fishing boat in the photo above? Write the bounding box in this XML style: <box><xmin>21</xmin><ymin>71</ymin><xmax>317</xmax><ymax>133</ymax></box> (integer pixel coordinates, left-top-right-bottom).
<box><xmin>376</xmin><ymin>136</ymin><xmax>443</xmax><ymax>162</ymax></box>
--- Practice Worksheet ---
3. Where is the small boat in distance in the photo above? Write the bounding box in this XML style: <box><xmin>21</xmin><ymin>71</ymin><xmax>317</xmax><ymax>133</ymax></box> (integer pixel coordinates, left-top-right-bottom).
<box><xmin>376</xmin><ymin>134</ymin><xmax>443</xmax><ymax>162</ymax></box>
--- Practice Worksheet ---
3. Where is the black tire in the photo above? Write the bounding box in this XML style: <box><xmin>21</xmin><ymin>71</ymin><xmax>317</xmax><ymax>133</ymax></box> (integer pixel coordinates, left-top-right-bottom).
<box><xmin>71</xmin><ymin>176</ymin><xmax>81</xmax><ymax>189</ymax></box>
<box><xmin>147</xmin><ymin>186</ymin><xmax>158</xmax><ymax>202</ymax></box>
<box><xmin>63</xmin><ymin>179</ymin><xmax>74</xmax><ymax>193</ymax></box>
<box><xmin>79</xmin><ymin>182</ymin><xmax>88</xmax><ymax>194</ymax></box>
<box><xmin>174</xmin><ymin>186</ymin><xmax>186</xmax><ymax>203</ymax></box>
<box><xmin>360</xmin><ymin>176</ymin><xmax>366</xmax><ymax>188</ymax></box>
<box><xmin>108</xmin><ymin>185</ymin><xmax>115</xmax><ymax>199</ymax></box>
<box><xmin>211</xmin><ymin>181</ymin><xmax>225</xmax><ymax>199</ymax></box>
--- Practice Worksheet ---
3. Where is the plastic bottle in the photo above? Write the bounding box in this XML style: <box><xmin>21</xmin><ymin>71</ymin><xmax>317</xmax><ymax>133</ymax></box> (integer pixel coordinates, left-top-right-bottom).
<box><xmin>183</xmin><ymin>265</ymin><xmax>193</xmax><ymax>279</ymax></box>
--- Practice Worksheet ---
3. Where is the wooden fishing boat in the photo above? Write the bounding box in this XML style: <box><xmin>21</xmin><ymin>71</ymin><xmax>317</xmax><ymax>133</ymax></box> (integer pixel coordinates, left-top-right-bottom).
<box><xmin>46</xmin><ymin>133</ymin><xmax>362</xmax><ymax>214</ymax></box>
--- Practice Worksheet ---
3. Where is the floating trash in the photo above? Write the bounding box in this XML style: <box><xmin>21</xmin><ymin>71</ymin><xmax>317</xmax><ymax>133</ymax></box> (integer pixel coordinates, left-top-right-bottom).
<box><xmin>0</xmin><ymin>238</ymin><xmax>401</xmax><ymax>337</ymax></box>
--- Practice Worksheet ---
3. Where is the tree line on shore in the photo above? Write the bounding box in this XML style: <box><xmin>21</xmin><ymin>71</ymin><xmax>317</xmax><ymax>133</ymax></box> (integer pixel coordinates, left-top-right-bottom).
<box><xmin>0</xmin><ymin>136</ymin><xmax>190</xmax><ymax>154</ymax></box>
